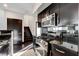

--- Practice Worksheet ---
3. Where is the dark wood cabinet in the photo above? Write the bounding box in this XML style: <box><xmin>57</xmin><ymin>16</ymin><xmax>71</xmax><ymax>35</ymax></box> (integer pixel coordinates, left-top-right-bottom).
<box><xmin>52</xmin><ymin>44</ymin><xmax>78</xmax><ymax>56</ymax></box>
<box><xmin>38</xmin><ymin>3</ymin><xmax>78</xmax><ymax>26</ymax></box>
<box><xmin>37</xmin><ymin>3</ymin><xmax>79</xmax><ymax>56</ymax></box>
<box><xmin>38</xmin><ymin>3</ymin><xmax>60</xmax><ymax>26</ymax></box>
<box><xmin>59</xmin><ymin>3</ymin><xmax>78</xmax><ymax>26</ymax></box>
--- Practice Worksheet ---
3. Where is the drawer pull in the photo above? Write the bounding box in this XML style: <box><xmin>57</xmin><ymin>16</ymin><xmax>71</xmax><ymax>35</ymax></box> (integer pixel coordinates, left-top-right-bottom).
<box><xmin>56</xmin><ymin>49</ymin><xmax>65</xmax><ymax>54</ymax></box>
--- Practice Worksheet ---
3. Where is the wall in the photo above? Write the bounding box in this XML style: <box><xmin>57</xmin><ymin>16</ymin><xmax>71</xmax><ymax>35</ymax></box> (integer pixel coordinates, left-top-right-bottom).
<box><xmin>23</xmin><ymin>14</ymin><xmax>37</xmax><ymax>36</ymax></box>
<box><xmin>23</xmin><ymin>15</ymin><xmax>30</xmax><ymax>27</ymax></box>
<box><xmin>6</xmin><ymin>11</ymin><xmax>23</xmax><ymax>19</ymax></box>
<box><xmin>0</xmin><ymin>9</ymin><xmax>7</xmax><ymax>30</ymax></box>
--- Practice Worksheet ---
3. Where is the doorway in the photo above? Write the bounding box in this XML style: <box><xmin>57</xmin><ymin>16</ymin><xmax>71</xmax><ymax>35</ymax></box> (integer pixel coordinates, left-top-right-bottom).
<box><xmin>24</xmin><ymin>27</ymin><xmax>33</xmax><ymax>42</ymax></box>
<box><xmin>7</xmin><ymin>18</ymin><xmax>22</xmax><ymax>53</ymax></box>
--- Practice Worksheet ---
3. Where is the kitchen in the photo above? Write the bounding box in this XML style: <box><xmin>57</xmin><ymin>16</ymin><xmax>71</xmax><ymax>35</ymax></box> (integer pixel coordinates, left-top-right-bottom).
<box><xmin>0</xmin><ymin>3</ymin><xmax>79</xmax><ymax>56</ymax></box>
<box><xmin>34</xmin><ymin>3</ymin><xmax>79</xmax><ymax>56</ymax></box>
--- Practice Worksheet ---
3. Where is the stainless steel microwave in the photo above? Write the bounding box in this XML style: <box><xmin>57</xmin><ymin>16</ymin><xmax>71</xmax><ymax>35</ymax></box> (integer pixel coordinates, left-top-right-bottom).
<box><xmin>42</xmin><ymin>13</ymin><xmax>58</xmax><ymax>27</ymax></box>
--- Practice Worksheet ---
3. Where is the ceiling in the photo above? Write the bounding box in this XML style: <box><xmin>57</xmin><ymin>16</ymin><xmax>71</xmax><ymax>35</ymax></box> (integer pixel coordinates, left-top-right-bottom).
<box><xmin>0</xmin><ymin>3</ymin><xmax>42</xmax><ymax>15</ymax></box>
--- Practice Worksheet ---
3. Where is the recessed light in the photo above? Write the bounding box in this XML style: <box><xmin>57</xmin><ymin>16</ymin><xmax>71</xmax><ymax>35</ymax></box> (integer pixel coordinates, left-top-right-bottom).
<box><xmin>3</xmin><ymin>4</ymin><xmax>8</xmax><ymax>7</ymax></box>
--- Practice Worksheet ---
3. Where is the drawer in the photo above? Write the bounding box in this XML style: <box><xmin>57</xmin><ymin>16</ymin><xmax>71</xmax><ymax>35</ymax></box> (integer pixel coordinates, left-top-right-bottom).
<box><xmin>53</xmin><ymin>44</ymin><xmax>78</xmax><ymax>56</ymax></box>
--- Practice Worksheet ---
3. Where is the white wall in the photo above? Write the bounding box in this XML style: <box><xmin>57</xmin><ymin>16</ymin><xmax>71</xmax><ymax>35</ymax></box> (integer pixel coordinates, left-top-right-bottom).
<box><xmin>23</xmin><ymin>14</ymin><xmax>37</xmax><ymax>36</ymax></box>
<box><xmin>6</xmin><ymin>11</ymin><xmax>23</xmax><ymax>19</ymax></box>
<box><xmin>0</xmin><ymin>9</ymin><xmax>7</xmax><ymax>30</ymax></box>
<box><xmin>23</xmin><ymin>15</ymin><xmax>29</xmax><ymax>26</ymax></box>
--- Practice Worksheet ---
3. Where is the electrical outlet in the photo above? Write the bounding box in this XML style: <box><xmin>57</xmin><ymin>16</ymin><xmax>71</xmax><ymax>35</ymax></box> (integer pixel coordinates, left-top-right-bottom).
<box><xmin>71</xmin><ymin>45</ymin><xmax>73</xmax><ymax>49</ymax></box>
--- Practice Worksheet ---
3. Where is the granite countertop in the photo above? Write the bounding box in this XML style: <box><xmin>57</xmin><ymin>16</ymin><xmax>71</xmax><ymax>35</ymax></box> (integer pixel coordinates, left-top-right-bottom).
<box><xmin>50</xmin><ymin>40</ymin><xmax>61</xmax><ymax>45</ymax></box>
<box><xmin>49</xmin><ymin>40</ymin><xmax>78</xmax><ymax>52</ymax></box>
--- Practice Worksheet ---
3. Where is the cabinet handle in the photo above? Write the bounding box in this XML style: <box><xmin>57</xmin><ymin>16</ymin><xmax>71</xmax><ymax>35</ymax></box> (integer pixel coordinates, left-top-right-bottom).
<box><xmin>56</xmin><ymin>49</ymin><xmax>65</xmax><ymax>54</ymax></box>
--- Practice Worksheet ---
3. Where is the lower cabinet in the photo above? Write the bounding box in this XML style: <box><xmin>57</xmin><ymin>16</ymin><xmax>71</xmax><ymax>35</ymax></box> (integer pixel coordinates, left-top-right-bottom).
<box><xmin>52</xmin><ymin>44</ymin><xmax>78</xmax><ymax>56</ymax></box>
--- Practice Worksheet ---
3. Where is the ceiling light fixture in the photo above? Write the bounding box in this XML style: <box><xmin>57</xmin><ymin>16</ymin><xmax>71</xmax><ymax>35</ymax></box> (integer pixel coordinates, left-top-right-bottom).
<box><xmin>3</xmin><ymin>4</ymin><xmax>8</xmax><ymax>7</ymax></box>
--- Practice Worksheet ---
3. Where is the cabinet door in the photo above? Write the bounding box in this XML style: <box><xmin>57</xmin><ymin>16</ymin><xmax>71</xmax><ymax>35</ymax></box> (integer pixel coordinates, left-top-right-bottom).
<box><xmin>49</xmin><ymin>3</ymin><xmax>60</xmax><ymax>25</ymax></box>
<box><xmin>59</xmin><ymin>3</ymin><xmax>78</xmax><ymax>26</ymax></box>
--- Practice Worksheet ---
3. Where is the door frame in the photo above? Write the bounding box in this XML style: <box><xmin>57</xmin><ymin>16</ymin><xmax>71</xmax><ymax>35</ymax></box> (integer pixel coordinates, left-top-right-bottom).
<box><xmin>7</xmin><ymin>18</ymin><xmax>23</xmax><ymax>44</ymax></box>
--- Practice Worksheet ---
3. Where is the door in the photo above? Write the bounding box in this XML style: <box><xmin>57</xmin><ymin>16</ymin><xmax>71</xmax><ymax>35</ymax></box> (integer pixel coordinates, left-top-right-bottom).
<box><xmin>7</xmin><ymin>18</ymin><xmax>22</xmax><ymax>44</ymax></box>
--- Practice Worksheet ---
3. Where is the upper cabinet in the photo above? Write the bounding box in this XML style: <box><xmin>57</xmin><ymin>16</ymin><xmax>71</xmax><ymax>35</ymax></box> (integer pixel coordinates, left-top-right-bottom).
<box><xmin>59</xmin><ymin>3</ymin><xmax>78</xmax><ymax>26</ymax></box>
<box><xmin>38</xmin><ymin>3</ymin><xmax>78</xmax><ymax>28</ymax></box>
<box><xmin>38</xmin><ymin>3</ymin><xmax>60</xmax><ymax>26</ymax></box>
